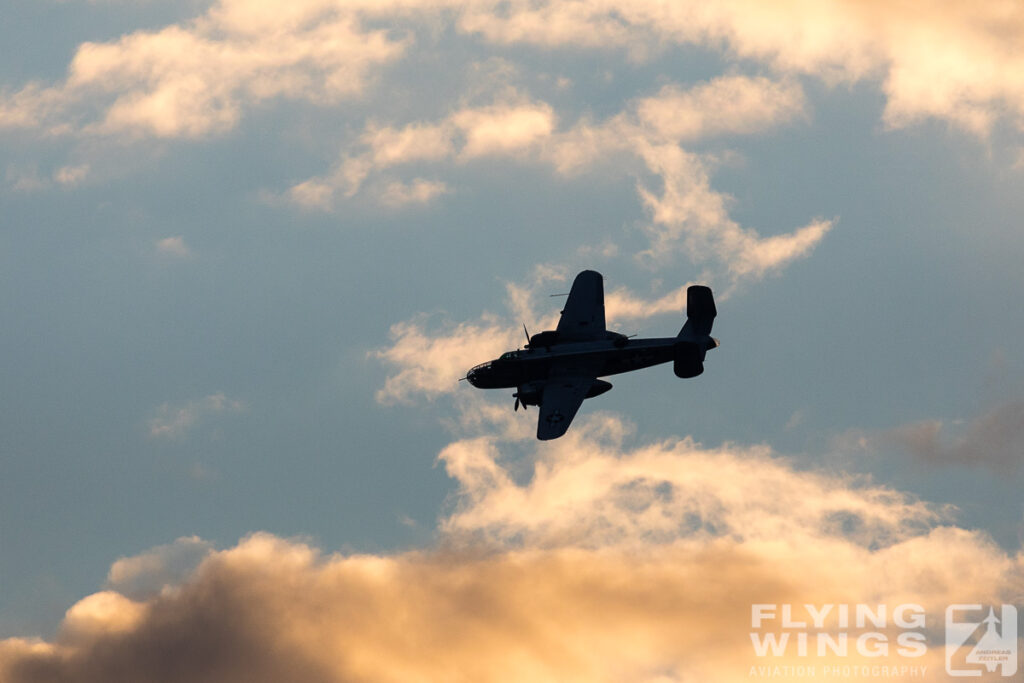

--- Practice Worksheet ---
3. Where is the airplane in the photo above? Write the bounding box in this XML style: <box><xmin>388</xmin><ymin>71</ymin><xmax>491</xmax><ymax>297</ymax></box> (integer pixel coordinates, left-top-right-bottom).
<box><xmin>465</xmin><ymin>270</ymin><xmax>718</xmax><ymax>440</ymax></box>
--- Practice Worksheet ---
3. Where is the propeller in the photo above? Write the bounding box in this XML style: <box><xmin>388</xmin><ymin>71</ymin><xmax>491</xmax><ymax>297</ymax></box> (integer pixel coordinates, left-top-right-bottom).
<box><xmin>513</xmin><ymin>392</ymin><xmax>526</xmax><ymax>411</ymax></box>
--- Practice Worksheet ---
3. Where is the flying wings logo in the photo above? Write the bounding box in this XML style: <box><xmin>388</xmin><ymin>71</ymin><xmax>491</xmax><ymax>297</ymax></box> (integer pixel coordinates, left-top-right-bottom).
<box><xmin>749</xmin><ymin>603</ymin><xmax>1019</xmax><ymax>679</ymax></box>
<box><xmin>946</xmin><ymin>605</ymin><xmax>1018</xmax><ymax>677</ymax></box>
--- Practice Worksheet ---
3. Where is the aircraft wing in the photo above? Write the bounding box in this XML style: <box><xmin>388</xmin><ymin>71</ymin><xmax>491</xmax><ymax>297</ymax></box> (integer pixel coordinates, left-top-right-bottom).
<box><xmin>536</xmin><ymin>364</ymin><xmax>599</xmax><ymax>440</ymax></box>
<box><xmin>555</xmin><ymin>270</ymin><xmax>606</xmax><ymax>342</ymax></box>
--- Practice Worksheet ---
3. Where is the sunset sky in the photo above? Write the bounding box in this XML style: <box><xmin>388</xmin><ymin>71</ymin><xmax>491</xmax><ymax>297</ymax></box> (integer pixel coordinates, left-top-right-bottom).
<box><xmin>2</xmin><ymin>1</ymin><xmax>1023</xmax><ymax>680</ymax></box>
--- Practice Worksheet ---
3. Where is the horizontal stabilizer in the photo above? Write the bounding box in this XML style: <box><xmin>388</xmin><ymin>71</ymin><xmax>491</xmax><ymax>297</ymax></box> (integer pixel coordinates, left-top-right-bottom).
<box><xmin>674</xmin><ymin>342</ymin><xmax>704</xmax><ymax>378</ymax></box>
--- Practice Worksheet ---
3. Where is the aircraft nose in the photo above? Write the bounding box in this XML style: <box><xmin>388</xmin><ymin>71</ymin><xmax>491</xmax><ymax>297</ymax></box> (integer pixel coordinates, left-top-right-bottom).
<box><xmin>466</xmin><ymin>369</ymin><xmax>477</xmax><ymax>386</ymax></box>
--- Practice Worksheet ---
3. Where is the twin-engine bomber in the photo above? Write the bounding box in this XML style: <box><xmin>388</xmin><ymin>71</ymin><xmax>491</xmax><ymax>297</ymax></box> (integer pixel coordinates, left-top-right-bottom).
<box><xmin>465</xmin><ymin>270</ymin><xmax>718</xmax><ymax>440</ymax></box>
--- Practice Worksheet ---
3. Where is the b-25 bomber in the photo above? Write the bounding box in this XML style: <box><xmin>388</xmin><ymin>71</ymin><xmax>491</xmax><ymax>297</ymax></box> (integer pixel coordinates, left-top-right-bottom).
<box><xmin>465</xmin><ymin>270</ymin><xmax>718</xmax><ymax>440</ymax></box>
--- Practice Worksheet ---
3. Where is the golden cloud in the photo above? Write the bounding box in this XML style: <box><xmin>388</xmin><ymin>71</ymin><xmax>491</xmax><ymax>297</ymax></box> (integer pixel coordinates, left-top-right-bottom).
<box><xmin>2</xmin><ymin>2</ymin><xmax>407</xmax><ymax>139</ymax></box>
<box><xmin>4</xmin><ymin>0</ymin><xmax>1024</xmax><ymax>143</ymax></box>
<box><xmin>460</xmin><ymin>0</ymin><xmax>1024</xmax><ymax>136</ymax></box>
<box><xmin>635</xmin><ymin>142</ymin><xmax>833</xmax><ymax>279</ymax></box>
<box><xmin>2</xmin><ymin>416</ymin><xmax>1020</xmax><ymax>682</ymax></box>
<box><xmin>372</xmin><ymin>314</ymin><xmax>520</xmax><ymax>404</ymax></box>
<box><xmin>287</xmin><ymin>100</ymin><xmax>555</xmax><ymax>209</ymax></box>
<box><xmin>289</xmin><ymin>73</ymin><xmax>826</xmax><ymax>285</ymax></box>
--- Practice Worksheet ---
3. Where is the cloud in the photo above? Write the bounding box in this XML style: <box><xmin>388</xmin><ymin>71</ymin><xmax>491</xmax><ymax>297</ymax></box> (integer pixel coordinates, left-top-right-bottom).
<box><xmin>634</xmin><ymin>76</ymin><xmax>807</xmax><ymax>142</ymax></box>
<box><xmin>459</xmin><ymin>0</ymin><xmax>1024</xmax><ymax>136</ymax></box>
<box><xmin>155</xmin><ymin>236</ymin><xmax>191</xmax><ymax>257</ymax></box>
<box><xmin>147</xmin><ymin>392</ymin><xmax>245</xmax><ymax>438</ymax></box>
<box><xmin>377</xmin><ymin>178</ymin><xmax>450</xmax><ymax>206</ymax></box>
<box><xmin>439</xmin><ymin>414</ymin><xmax>949</xmax><ymax>550</ymax></box>
<box><xmin>453</xmin><ymin>102</ymin><xmax>555</xmax><ymax>159</ymax></box>
<box><xmin>373</xmin><ymin>266</ymin><xmax>576</xmax><ymax>404</ymax></box>
<box><xmin>372</xmin><ymin>314</ymin><xmax>519</xmax><ymax>404</ymax></box>
<box><xmin>4</xmin><ymin>167</ymin><xmax>49</xmax><ymax>193</ymax></box>
<box><xmin>5</xmin><ymin>11</ymin><xmax>829</xmax><ymax>284</ymax></box>
<box><xmin>884</xmin><ymin>401</ymin><xmax>1024</xmax><ymax>472</ymax></box>
<box><xmin>53</xmin><ymin>164</ymin><xmax>89</xmax><ymax>186</ymax></box>
<box><xmin>60</xmin><ymin>592</ymin><xmax>146</xmax><ymax>642</ymax></box>
<box><xmin>0</xmin><ymin>84</ymin><xmax>70</xmax><ymax>133</ymax></box>
<box><xmin>5</xmin><ymin>0</ymin><xmax>1024</xmax><ymax>146</ymax></box>
<box><xmin>1</xmin><ymin>1</ymin><xmax>406</xmax><ymax>139</ymax></box>
<box><xmin>635</xmin><ymin>143</ymin><xmax>833</xmax><ymax>279</ymax></box>
<box><xmin>2</xmin><ymin>418</ymin><xmax>1021</xmax><ymax>682</ymax></box>
<box><xmin>289</xmin><ymin>74</ymin><xmax>826</xmax><ymax>282</ymax></box>
<box><xmin>287</xmin><ymin>100</ymin><xmax>554</xmax><ymax>209</ymax></box>
<box><xmin>107</xmin><ymin>536</ymin><xmax>215</xmax><ymax>599</ymax></box>
<box><xmin>363</xmin><ymin>121</ymin><xmax>456</xmax><ymax>168</ymax></box>
<box><xmin>604</xmin><ymin>283</ymin><xmax>695</xmax><ymax>322</ymax></box>
<box><xmin>543</xmin><ymin>77</ymin><xmax>829</xmax><ymax>280</ymax></box>
<box><xmin>539</xmin><ymin>75</ymin><xmax>807</xmax><ymax>176</ymax></box>
<box><xmin>5</xmin><ymin>164</ymin><xmax>90</xmax><ymax>192</ymax></box>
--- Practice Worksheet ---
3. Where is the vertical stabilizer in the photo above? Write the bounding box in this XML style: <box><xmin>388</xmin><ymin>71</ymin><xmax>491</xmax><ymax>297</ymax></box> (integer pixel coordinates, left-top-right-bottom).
<box><xmin>675</xmin><ymin>286</ymin><xmax>717</xmax><ymax>378</ymax></box>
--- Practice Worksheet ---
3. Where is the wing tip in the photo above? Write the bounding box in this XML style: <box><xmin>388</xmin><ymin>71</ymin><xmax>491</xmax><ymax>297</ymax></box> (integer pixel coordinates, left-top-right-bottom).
<box><xmin>536</xmin><ymin>428</ymin><xmax>567</xmax><ymax>441</ymax></box>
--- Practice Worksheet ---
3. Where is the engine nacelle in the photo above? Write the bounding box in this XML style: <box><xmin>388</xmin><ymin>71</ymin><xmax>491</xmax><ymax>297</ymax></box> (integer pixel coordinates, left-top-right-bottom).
<box><xmin>673</xmin><ymin>341</ymin><xmax>705</xmax><ymax>378</ymax></box>
<box><xmin>526</xmin><ymin>331</ymin><xmax>559</xmax><ymax>349</ymax></box>
<box><xmin>514</xmin><ymin>382</ymin><xmax>544</xmax><ymax>407</ymax></box>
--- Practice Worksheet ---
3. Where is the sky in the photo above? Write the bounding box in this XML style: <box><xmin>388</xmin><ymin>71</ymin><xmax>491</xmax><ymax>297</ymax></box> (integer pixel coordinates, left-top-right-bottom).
<box><xmin>1</xmin><ymin>1</ymin><xmax>1024</xmax><ymax>681</ymax></box>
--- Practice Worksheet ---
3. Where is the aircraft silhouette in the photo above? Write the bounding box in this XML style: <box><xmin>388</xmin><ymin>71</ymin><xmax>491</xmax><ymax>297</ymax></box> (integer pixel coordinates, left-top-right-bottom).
<box><xmin>465</xmin><ymin>270</ymin><xmax>718</xmax><ymax>440</ymax></box>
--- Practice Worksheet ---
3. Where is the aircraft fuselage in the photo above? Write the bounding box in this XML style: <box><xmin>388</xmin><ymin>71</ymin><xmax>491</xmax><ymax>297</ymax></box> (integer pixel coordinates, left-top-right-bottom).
<box><xmin>466</xmin><ymin>337</ymin><xmax>679</xmax><ymax>389</ymax></box>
